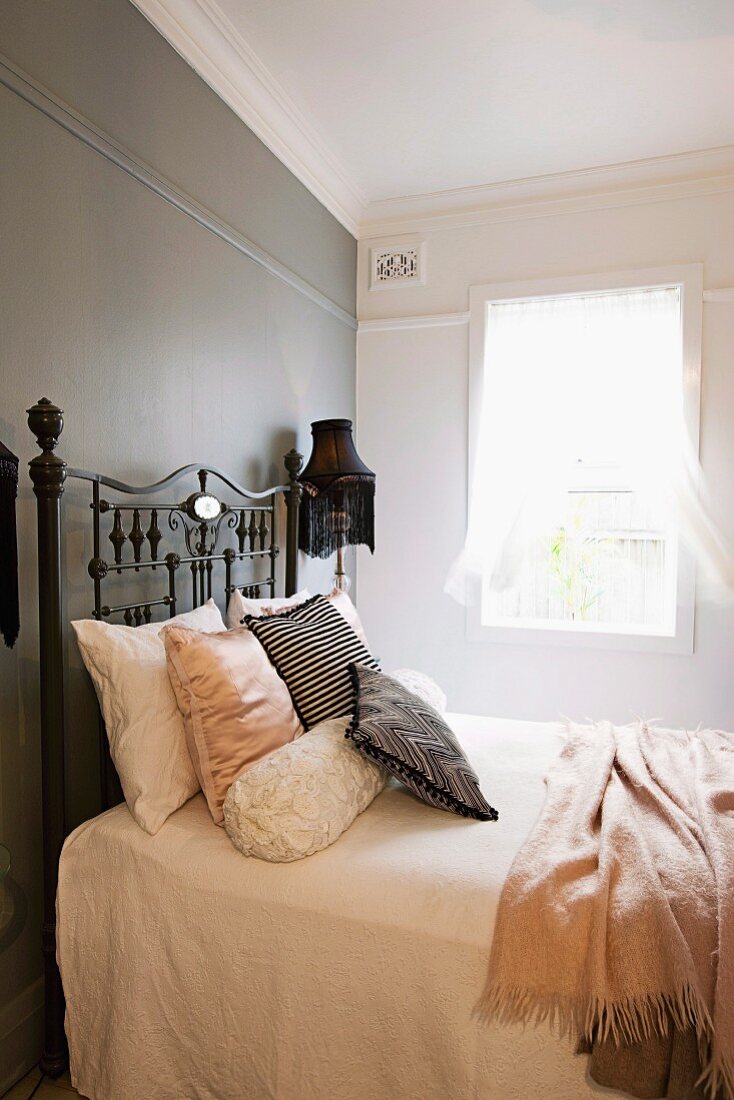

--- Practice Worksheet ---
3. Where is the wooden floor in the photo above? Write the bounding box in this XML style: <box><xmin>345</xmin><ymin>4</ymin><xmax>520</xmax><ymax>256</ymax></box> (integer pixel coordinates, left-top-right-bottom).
<box><xmin>4</xmin><ymin>1068</ymin><xmax>81</xmax><ymax>1099</ymax></box>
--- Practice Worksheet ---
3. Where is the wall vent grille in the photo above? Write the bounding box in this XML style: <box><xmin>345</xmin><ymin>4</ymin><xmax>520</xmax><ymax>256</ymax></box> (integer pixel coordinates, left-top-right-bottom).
<box><xmin>370</xmin><ymin>242</ymin><xmax>426</xmax><ymax>290</ymax></box>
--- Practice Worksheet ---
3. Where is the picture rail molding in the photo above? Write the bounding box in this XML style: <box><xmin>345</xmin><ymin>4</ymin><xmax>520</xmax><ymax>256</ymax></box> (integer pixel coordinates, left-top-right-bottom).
<box><xmin>358</xmin><ymin>290</ymin><xmax>734</xmax><ymax>332</ymax></box>
<box><xmin>0</xmin><ymin>52</ymin><xmax>357</xmax><ymax>331</ymax></box>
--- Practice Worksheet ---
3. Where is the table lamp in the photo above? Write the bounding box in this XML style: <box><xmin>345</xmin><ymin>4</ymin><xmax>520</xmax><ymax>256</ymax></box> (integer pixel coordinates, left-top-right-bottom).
<box><xmin>298</xmin><ymin>419</ymin><xmax>375</xmax><ymax>592</ymax></box>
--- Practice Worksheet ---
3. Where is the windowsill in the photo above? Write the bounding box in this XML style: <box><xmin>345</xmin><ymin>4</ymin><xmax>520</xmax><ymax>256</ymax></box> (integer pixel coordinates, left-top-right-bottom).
<box><xmin>467</xmin><ymin>607</ymin><xmax>694</xmax><ymax>654</ymax></box>
<box><xmin>482</xmin><ymin>616</ymin><xmax>676</xmax><ymax>636</ymax></box>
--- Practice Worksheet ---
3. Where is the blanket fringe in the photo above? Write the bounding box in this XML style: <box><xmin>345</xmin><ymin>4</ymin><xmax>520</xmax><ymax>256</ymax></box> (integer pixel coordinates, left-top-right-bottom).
<box><xmin>699</xmin><ymin>1051</ymin><xmax>734</xmax><ymax>1100</ymax></box>
<box><xmin>477</xmin><ymin>983</ymin><xmax>733</xmax><ymax>1100</ymax></box>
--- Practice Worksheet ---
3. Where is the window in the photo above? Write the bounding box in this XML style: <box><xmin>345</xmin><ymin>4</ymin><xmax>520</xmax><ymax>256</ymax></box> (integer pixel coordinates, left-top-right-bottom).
<box><xmin>461</xmin><ymin>266</ymin><xmax>702</xmax><ymax>653</ymax></box>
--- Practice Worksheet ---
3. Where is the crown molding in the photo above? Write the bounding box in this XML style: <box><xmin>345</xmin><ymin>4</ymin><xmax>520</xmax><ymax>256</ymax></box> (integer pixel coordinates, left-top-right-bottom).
<box><xmin>129</xmin><ymin>0</ymin><xmax>365</xmax><ymax>236</ymax></box>
<box><xmin>360</xmin><ymin>145</ymin><xmax>734</xmax><ymax>238</ymax></box>
<box><xmin>128</xmin><ymin>3</ymin><xmax>734</xmax><ymax>241</ymax></box>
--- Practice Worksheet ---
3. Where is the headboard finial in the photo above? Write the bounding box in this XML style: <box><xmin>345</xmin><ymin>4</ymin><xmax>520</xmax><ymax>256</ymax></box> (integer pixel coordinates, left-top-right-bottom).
<box><xmin>284</xmin><ymin>448</ymin><xmax>303</xmax><ymax>481</ymax></box>
<box><xmin>28</xmin><ymin>398</ymin><xmax>64</xmax><ymax>454</ymax></box>
<box><xmin>28</xmin><ymin>399</ymin><xmax>67</xmax><ymax>499</ymax></box>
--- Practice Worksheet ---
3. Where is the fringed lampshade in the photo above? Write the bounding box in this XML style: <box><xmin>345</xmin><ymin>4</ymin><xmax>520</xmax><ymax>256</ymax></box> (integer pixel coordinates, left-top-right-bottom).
<box><xmin>299</xmin><ymin>420</ymin><xmax>375</xmax><ymax>591</ymax></box>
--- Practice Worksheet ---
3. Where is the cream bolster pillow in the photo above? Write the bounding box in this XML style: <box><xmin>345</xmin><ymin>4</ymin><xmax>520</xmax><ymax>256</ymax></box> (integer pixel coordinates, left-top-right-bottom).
<box><xmin>163</xmin><ymin>625</ymin><xmax>302</xmax><ymax>825</ymax></box>
<box><xmin>223</xmin><ymin>717</ymin><xmax>387</xmax><ymax>863</ymax></box>
<box><xmin>71</xmin><ymin>599</ymin><xmax>226</xmax><ymax>835</ymax></box>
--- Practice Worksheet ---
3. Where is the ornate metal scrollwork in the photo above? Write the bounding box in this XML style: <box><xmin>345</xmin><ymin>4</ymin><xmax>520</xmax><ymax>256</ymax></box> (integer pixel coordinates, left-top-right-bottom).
<box><xmin>109</xmin><ymin>508</ymin><xmax>126</xmax><ymax>566</ymax></box>
<box><xmin>129</xmin><ymin>509</ymin><xmax>144</xmax><ymax>566</ymax></box>
<box><xmin>180</xmin><ymin>473</ymin><xmax>225</xmax><ymax>531</ymax></box>
<box><xmin>146</xmin><ymin>509</ymin><xmax>162</xmax><ymax>562</ymax></box>
<box><xmin>235</xmin><ymin>509</ymin><xmax>247</xmax><ymax>553</ymax></box>
<box><xmin>85</xmin><ymin>462</ymin><xmax>288</xmax><ymax>627</ymax></box>
<box><xmin>88</xmin><ymin>557</ymin><xmax>108</xmax><ymax>581</ymax></box>
<box><xmin>167</xmin><ymin>506</ymin><xmax>231</xmax><ymax>558</ymax></box>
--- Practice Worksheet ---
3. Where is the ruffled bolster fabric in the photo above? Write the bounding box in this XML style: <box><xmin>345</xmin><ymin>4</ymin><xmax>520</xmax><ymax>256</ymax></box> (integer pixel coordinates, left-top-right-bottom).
<box><xmin>223</xmin><ymin>717</ymin><xmax>386</xmax><ymax>862</ymax></box>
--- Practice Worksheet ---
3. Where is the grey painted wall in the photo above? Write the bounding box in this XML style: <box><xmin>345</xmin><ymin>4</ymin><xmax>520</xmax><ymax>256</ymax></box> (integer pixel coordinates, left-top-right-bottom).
<box><xmin>0</xmin><ymin>0</ymin><xmax>356</xmax><ymax>1088</ymax></box>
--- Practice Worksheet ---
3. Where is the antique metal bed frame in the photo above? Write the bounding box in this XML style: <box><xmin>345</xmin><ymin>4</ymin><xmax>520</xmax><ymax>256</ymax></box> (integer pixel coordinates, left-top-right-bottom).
<box><xmin>27</xmin><ymin>397</ymin><xmax>304</xmax><ymax>1077</ymax></box>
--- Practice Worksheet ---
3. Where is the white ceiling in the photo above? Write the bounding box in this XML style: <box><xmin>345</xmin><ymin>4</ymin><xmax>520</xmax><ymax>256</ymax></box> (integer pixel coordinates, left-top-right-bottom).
<box><xmin>216</xmin><ymin>0</ymin><xmax>734</xmax><ymax>197</ymax></box>
<box><xmin>131</xmin><ymin>0</ymin><xmax>734</xmax><ymax>235</ymax></box>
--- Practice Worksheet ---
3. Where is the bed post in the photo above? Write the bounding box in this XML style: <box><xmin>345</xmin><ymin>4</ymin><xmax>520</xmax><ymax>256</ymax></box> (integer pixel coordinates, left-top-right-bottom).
<box><xmin>284</xmin><ymin>448</ymin><xmax>303</xmax><ymax>597</ymax></box>
<box><xmin>27</xmin><ymin>398</ymin><xmax>68</xmax><ymax>1078</ymax></box>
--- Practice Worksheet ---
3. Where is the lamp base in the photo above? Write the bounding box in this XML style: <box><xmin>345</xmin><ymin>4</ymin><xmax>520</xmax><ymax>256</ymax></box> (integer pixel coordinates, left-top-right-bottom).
<box><xmin>332</xmin><ymin>569</ymin><xmax>351</xmax><ymax>594</ymax></box>
<box><xmin>332</xmin><ymin>543</ymin><xmax>351</xmax><ymax>593</ymax></box>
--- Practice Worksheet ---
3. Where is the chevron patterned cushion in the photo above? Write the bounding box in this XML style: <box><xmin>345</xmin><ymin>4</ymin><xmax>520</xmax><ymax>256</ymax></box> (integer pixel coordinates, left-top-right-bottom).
<box><xmin>346</xmin><ymin>664</ymin><xmax>498</xmax><ymax>821</ymax></box>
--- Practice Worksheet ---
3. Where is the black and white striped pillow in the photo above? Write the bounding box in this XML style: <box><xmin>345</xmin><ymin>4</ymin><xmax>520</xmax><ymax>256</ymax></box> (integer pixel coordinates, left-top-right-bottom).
<box><xmin>346</xmin><ymin>664</ymin><xmax>498</xmax><ymax>821</ymax></box>
<box><xmin>244</xmin><ymin>595</ymin><xmax>379</xmax><ymax>730</ymax></box>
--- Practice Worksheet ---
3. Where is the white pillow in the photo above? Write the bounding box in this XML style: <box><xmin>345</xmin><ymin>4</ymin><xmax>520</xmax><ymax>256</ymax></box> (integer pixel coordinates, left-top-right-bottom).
<box><xmin>72</xmin><ymin>599</ymin><xmax>225</xmax><ymax>834</ymax></box>
<box><xmin>227</xmin><ymin>586</ymin><xmax>370</xmax><ymax>649</ymax></box>
<box><xmin>327</xmin><ymin>590</ymin><xmax>370</xmax><ymax>648</ymax></box>
<box><xmin>389</xmin><ymin>669</ymin><xmax>448</xmax><ymax>714</ymax></box>
<box><xmin>223</xmin><ymin>716</ymin><xmax>386</xmax><ymax>862</ymax></box>
<box><xmin>225</xmin><ymin>588</ymin><xmax>311</xmax><ymax>630</ymax></box>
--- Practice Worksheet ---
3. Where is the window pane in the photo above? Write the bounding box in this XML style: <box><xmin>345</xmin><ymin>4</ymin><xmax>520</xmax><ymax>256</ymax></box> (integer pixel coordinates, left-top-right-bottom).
<box><xmin>483</xmin><ymin>489</ymin><xmax>673</xmax><ymax>629</ymax></box>
<box><xmin>479</xmin><ymin>285</ymin><xmax>682</xmax><ymax>633</ymax></box>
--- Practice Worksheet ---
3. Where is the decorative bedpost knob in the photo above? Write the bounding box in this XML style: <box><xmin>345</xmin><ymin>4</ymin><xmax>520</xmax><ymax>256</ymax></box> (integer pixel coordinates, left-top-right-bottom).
<box><xmin>27</xmin><ymin>398</ymin><xmax>64</xmax><ymax>453</ymax></box>
<box><xmin>284</xmin><ymin>449</ymin><xmax>304</xmax><ymax>482</ymax></box>
<box><xmin>27</xmin><ymin>398</ymin><xmax>66</xmax><ymax>497</ymax></box>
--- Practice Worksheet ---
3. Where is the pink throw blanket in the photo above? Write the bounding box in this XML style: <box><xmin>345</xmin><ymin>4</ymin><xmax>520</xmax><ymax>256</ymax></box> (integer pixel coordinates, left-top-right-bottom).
<box><xmin>480</xmin><ymin>722</ymin><xmax>734</xmax><ymax>1099</ymax></box>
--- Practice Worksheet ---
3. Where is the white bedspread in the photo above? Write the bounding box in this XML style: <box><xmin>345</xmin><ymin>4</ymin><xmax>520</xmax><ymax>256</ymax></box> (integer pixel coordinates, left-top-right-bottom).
<box><xmin>58</xmin><ymin>715</ymin><xmax>624</xmax><ymax>1100</ymax></box>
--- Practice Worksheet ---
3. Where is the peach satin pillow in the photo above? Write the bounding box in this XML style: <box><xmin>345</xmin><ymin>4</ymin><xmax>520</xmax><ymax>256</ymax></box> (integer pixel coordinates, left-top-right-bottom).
<box><xmin>163</xmin><ymin>626</ymin><xmax>301</xmax><ymax>824</ymax></box>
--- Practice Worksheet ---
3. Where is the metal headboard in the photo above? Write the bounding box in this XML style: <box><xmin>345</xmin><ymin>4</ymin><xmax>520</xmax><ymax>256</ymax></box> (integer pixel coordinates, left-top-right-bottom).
<box><xmin>82</xmin><ymin>459</ymin><xmax>302</xmax><ymax>811</ymax></box>
<box><xmin>84</xmin><ymin>464</ymin><xmax>290</xmax><ymax>624</ymax></box>
<box><xmin>27</xmin><ymin>397</ymin><xmax>304</xmax><ymax>1078</ymax></box>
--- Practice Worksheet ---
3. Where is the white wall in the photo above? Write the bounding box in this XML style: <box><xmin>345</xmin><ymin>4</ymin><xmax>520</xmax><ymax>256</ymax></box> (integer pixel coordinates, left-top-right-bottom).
<box><xmin>357</xmin><ymin>190</ymin><xmax>734</xmax><ymax>728</ymax></box>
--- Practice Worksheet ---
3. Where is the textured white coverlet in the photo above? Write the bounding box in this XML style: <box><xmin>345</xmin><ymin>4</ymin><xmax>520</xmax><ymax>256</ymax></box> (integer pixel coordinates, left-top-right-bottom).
<box><xmin>58</xmin><ymin>715</ymin><xmax>624</xmax><ymax>1100</ymax></box>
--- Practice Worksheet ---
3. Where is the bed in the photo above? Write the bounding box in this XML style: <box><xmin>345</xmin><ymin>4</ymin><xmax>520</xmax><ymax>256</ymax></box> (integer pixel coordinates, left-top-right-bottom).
<box><xmin>58</xmin><ymin>714</ymin><xmax>619</xmax><ymax>1100</ymax></box>
<box><xmin>22</xmin><ymin>398</ymin><xmax>654</xmax><ymax>1099</ymax></box>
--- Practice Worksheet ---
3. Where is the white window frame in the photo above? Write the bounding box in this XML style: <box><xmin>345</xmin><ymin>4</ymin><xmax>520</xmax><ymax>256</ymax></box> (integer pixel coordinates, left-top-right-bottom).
<box><xmin>466</xmin><ymin>264</ymin><xmax>703</xmax><ymax>654</ymax></box>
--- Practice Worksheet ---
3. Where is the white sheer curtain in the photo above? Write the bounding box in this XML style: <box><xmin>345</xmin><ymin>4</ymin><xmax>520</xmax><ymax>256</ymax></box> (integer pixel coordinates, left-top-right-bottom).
<box><xmin>445</xmin><ymin>286</ymin><xmax>734</xmax><ymax>605</ymax></box>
